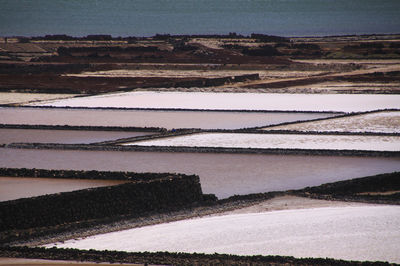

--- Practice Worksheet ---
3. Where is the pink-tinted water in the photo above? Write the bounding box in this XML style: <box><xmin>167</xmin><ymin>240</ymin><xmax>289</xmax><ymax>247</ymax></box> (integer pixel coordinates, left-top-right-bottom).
<box><xmin>1</xmin><ymin>148</ymin><xmax>399</xmax><ymax>199</ymax></box>
<box><xmin>35</xmin><ymin>91</ymin><xmax>400</xmax><ymax>112</ymax></box>
<box><xmin>0</xmin><ymin>107</ymin><xmax>336</xmax><ymax>130</ymax></box>
<box><xmin>0</xmin><ymin>128</ymin><xmax>153</xmax><ymax>144</ymax></box>
<box><xmin>0</xmin><ymin>176</ymin><xmax>127</xmax><ymax>202</ymax></box>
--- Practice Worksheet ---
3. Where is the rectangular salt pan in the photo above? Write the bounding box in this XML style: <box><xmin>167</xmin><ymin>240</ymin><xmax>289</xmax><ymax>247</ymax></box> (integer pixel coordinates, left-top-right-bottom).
<box><xmin>30</xmin><ymin>91</ymin><xmax>400</xmax><ymax>112</ymax></box>
<box><xmin>1</xmin><ymin>148</ymin><xmax>399</xmax><ymax>199</ymax></box>
<box><xmin>0</xmin><ymin>107</ymin><xmax>336</xmax><ymax>130</ymax></box>
<box><xmin>48</xmin><ymin>206</ymin><xmax>400</xmax><ymax>263</ymax></box>
<box><xmin>0</xmin><ymin>128</ymin><xmax>153</xmax><ymax>145</ymax></box>
<box><xmin>126</xmin><ymin>133</ymin><xmax>400</xmax><ymax>152</ymax></box>
<box><xmin>263</xmin><ymin>111</ymin><xmax>400</xmax><ymax>134</ymax></box>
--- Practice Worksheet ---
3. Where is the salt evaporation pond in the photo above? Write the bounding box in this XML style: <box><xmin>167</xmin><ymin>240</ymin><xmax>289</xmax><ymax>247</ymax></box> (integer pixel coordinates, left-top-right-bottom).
<box><xmin>0</xmin><ymin>177</ymin><xmax>127</xmax><ymax>202</ymax></box>
<box><xmin>31</xmin><ymin>91</ymin><xmax>400</xmax><ymax>112</ymax></box>
<box><xmin>128</xmin><ymin>133</ymin><xmax>400</xmax><ymax>152</ymax></box>
<box><xmin>0</xmin><ymin>128</ymin><xmax>153</xmax><ymax>145</ymax></box>
<box><xmin>0</xmin><ymin>107</ymin><xmax>336</xmax><ymax>130</ymax></box>
<box><xmin>1</xmin><ymin>148</ymin><xmax>399</xmax><ymax>199</ymax></box>
<box><xmin>49</xmin><ymin>206</ymin><xmax>400</xmax><ymax>263</ymax></box>
<box><xmin>264</xmin><ymin>111</ymin><xmax>400</xmax><ymax>134</ymax></box>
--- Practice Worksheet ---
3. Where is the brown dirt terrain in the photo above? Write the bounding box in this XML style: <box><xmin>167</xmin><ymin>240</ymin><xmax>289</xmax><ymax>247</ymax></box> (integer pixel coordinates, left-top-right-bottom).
<box><xmin>0</xmin><ymin>74</ymin><xmax>210</xmax><ymax>93</ymax></box>
<box><xmin>0</xmin><ymin>34</ymin><xmax>398</xmax><ymax>95</ymax></box>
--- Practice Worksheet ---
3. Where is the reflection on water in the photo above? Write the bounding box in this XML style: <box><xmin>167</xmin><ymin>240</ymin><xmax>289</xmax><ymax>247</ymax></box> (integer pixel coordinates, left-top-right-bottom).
<box><xmin>0</xmin><ymin>128</ymin><xmax>153</xmax><ymax>145</ymax></box>
<box><xmin>0</xmin><ymin>176</ymin><xmax>127</xmax><ymax>202</ymax></box>
<box><xmin>1</xmin><ymin>148</ymin><xmax>399</xmax><ymax>199</ymax></box>
<box><xmin>0</xmin><ymin>107</ymin><xmax>336</xmax><ymax>130</ymax></box>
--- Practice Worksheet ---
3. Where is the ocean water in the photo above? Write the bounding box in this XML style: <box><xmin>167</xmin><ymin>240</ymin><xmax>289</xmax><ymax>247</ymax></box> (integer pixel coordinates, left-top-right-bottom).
<box><xmin>0</xmin><ymin>0</ymin><xmax>399</xmax><ymax>37</ymax></box>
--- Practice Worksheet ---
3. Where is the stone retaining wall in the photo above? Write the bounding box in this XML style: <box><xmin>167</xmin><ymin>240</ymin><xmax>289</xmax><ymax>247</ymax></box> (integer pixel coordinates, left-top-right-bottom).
<box><xmin>6</xmin><ymin>143</ymin><xmax>400</xmax><ymax>157</ymax></box>
<box><xmin>297</xmin><ymin>172</ymin><xmax>400</xmax><ymax>195</ymax></box>
<box><xmin>0</xmin><ymin>172</ymin><xmax>209</xmax><ymax>231</ymax></box>
<box><xmin>0</xmin><ymin>167</ymin><xmax>179</xmax><ymax>181</ymax></box>
<box><xmin>0</xmin><ymin>124</ymin><xmax>165</xmax><ymax>132</ymax></box>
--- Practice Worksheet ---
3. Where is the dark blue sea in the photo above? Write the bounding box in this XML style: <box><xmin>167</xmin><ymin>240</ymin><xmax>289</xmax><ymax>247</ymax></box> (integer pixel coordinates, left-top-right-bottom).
<box><xmin>1</xmin><ymin>0</ymin><xmax>399</xmax><ymax>37</ymax></box>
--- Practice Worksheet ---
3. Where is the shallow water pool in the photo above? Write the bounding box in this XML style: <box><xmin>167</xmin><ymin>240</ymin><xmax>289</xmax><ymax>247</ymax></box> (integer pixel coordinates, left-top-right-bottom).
<box><xmin>0</xmin><ymin>176</ymin><xmax>127</xmax><ymax>202</ymax></box>
<box><xmin>0</xmin><ymin>128</ymin><xmax>153</xmax><ymax>145</ymax></box>
<box><xmin>0</xmin><ymin>107</ymin><xmax>336</xmax><ymax>130</ymax></box>
<box><xmin>1</xmin><ymin>148</ymin><xmax>399</xmax><ymax>199</ymax></box>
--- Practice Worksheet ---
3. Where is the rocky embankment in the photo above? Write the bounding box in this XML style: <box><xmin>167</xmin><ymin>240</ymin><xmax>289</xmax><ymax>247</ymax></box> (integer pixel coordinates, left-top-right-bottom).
<box><xmin>0</xmin><ymin>246</ymin><xmax>391</xmax><ymax>266</ymax></box>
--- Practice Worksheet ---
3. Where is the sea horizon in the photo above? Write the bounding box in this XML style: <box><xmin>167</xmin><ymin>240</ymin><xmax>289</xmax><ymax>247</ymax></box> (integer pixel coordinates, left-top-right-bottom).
<box><xmin>1</xmin><ymin>0</ymin><xmax>400</xmax><ymax>37</ymax></box>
